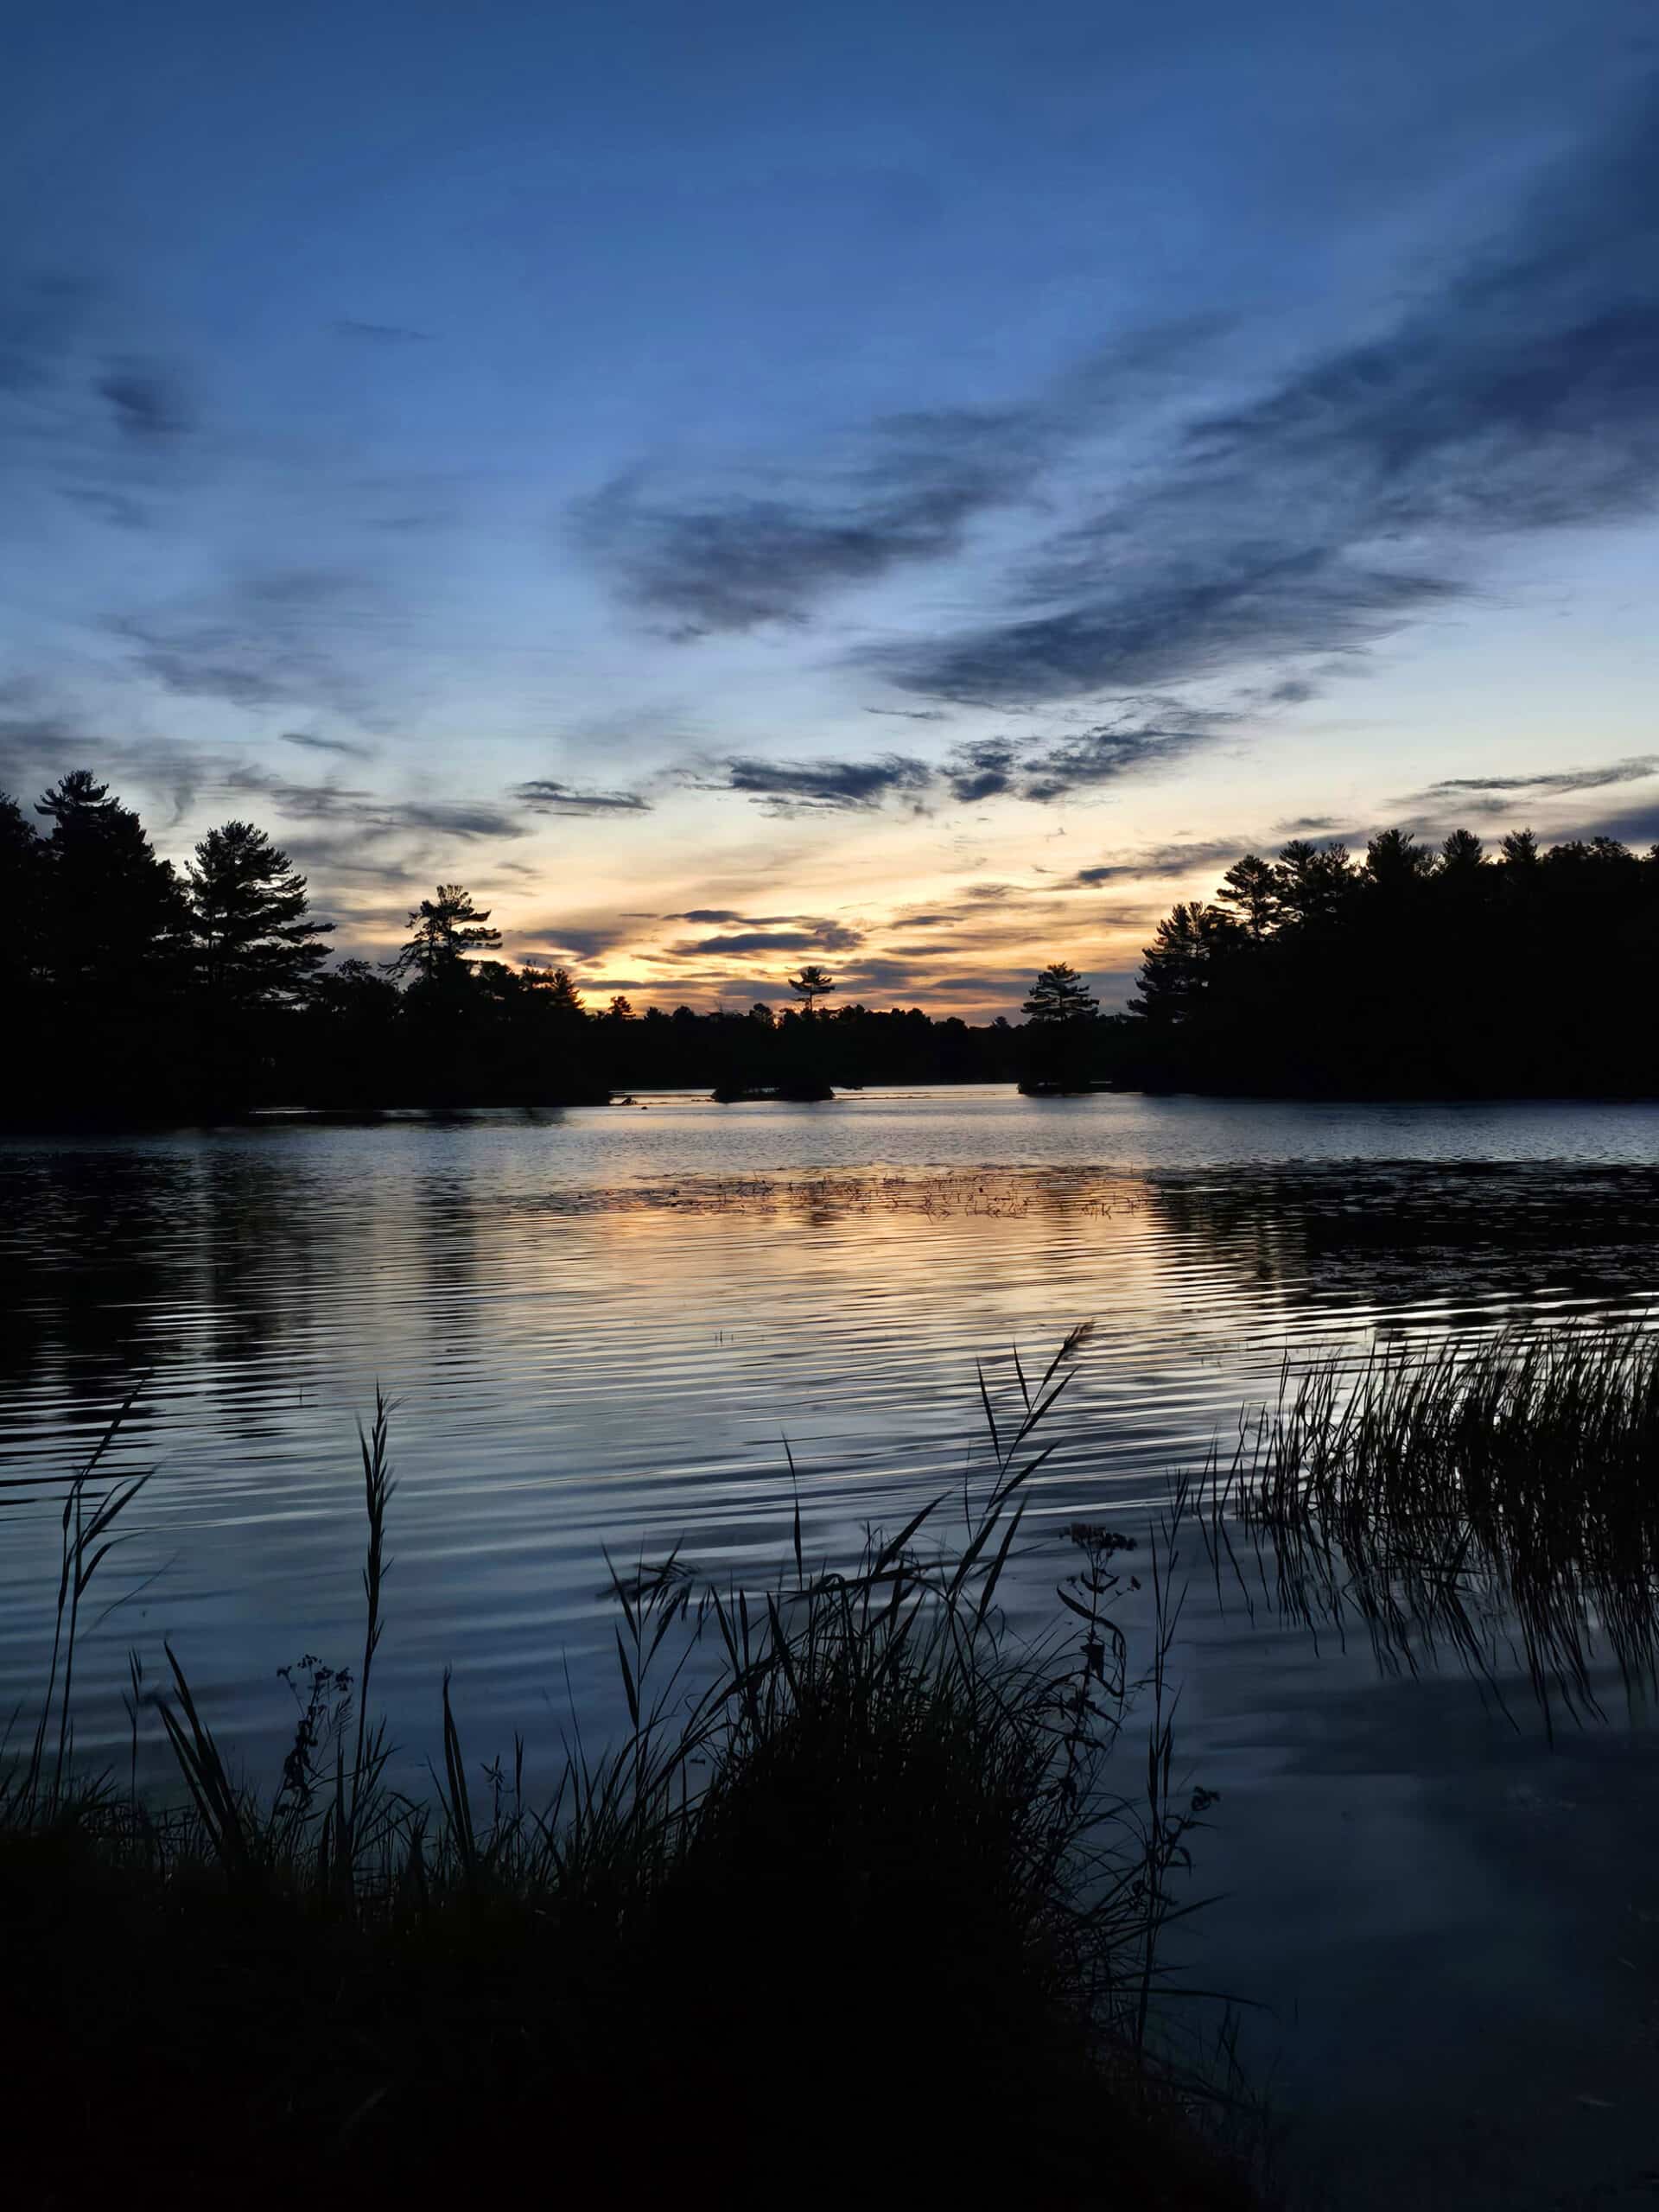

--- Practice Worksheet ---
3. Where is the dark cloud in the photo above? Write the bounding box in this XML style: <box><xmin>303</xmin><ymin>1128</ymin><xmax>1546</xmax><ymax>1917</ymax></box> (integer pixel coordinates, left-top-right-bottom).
<box><xmin>1555</xmin><ymin>801</ymin><xmax>1659</xmax><ymax>848</ymax></box>
<box><xmin>580</xmin><ymin>463</ymin><xmax>1007</xmax><ymax>637</ymax></box>
<box><xmin>511</xmin><ymin>777</ymin><xmax>652</xmax><ymax>816</ymax></box>
<box><xmin>881</xmin><ymin>86</ymin><xmax>1659</xmax><ymax>708</ymax></box>
<box><xmin>704</xmin><ymin>753</ymin><xmax>933</xmax><ymax>815</ymax></box>
<box><xmin>673</xmin><ymin>927</ymin><xmax>862</xmax><ymax>956</ymax></box>
<box><xmin>582</xmin><ymin>324</ymin><xmax>1217</xmax><ymax>635</ymax></box>
<box><xmin>333</xmin><ymin>318</ymin><xmax>432</xmax><ymax>344</ymax></box>
<box><xmin>669</xmin><ymin>918</ymin><xmax>864</xmax><ymax>957</ymax></box>
<box><xmin>661</xmin><ymin>909</ymin><xmax>796</xmax><ymax>925</ymax></box>
<box><xmin>1018</xmin><ymin>715</ymin><xmax>1227</xmax><ymax>802</ymax></box>
<box><xmin>863</xmin><ymin>706</ymin><xmax>948</xmax><ymax>721</ymax></box>
<box><xmin>281</xmin><ymin>730</ymin><xmax>376</xmax><ymax>760</ymax></box>
<box><xmin>217</xmin><ymin>771</ymin><xmax>531</xmax><ymax>842</ymax></box>
<box><xmin>96</xmin><ymin>359</ymin><xmax>193</xmax><ymax>441</ymax></box>
<box><xmin>537</xmin><ymin>925</ymin><xmax>629</xmax><ymax>959</ymax></box>
<box><xmin>1070</xmin><ymin>838</ymin><xmax>1243</xmax><ymax>886</ymax></box>
<box><xmin>1274</xmin><ymin>815</ymin><xmax>1340</xmax><ymax>833</ymax></box>
<box><xmin>113</xmin><ymin>570</ymin><xmax>388</xmax><ymax>721</ymax></box>
<box><xmin>1408</xmin><ymin>754</ymin><xmax>1659</xmax><ymax>801</ymax></box>
<box><xmin>943</xmin><ymin>739</ymin><xmax>1018</xmax><ymax>803</ymax></box>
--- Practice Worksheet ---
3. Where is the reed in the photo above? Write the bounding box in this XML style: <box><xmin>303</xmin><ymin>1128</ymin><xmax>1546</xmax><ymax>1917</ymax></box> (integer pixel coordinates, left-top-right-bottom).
<box><xmin>1214</xmin><ymin>1324</ymin><xmax>1659</xmax><ymax>1729</ymax></box>
<box><xmin>0</xmin><ymin>1332</ymin><xmax>1254</xmax><ymax>2208</ymax></box>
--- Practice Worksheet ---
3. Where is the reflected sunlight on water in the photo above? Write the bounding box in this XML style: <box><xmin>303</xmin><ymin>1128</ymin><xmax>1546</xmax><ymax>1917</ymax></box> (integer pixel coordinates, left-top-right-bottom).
<box><xmin>6</xmin><ymin>1089</ymin><xmax>1659</xmax><ymax>2202</ymax></box>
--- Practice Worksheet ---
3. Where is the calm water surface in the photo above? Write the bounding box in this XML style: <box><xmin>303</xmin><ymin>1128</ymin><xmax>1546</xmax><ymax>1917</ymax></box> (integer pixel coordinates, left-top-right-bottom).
<box><xmin>5</xmin><ymin>1087</ymin><xmax>1659</xmax><ymax>2206</ymax></box>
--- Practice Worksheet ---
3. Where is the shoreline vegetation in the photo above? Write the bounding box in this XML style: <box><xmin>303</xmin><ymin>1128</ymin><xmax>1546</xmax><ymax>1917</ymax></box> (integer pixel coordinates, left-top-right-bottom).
<box><xmin>5</xmin><ymin>1322</ymin><xmax>1657</xmax><ymax>2199</ymax></box>
<box><xmin>7</xmin><ymin>771</ymin><xmax>1659</xmax><ymax>1129</ymax></box>
<box><xmin>1</xmin><ymin>1332</ymin><xmax>1260</xmax><ymax>2209</ymax></box>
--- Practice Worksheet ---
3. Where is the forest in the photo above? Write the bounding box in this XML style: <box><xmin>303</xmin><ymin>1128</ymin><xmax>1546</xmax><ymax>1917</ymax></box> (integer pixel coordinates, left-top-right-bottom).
<box><xmin>1122</xmin><ymin>827</ymin><xmax>1659</xmax><ymax>1097</ymax></box>
<box><xmin>0</xmin><ymin>772</ymin><xmax>1021</xmax><ymax>1123</ymax></box>
<box><xmin>6</xmin><ymin>772</ymin><xmax>1657</xmax><ymax>1123</ymax></box>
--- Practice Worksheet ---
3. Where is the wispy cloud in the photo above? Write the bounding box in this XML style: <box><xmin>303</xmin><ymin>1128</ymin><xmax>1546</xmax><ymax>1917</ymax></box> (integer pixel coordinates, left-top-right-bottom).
<box><xmin>697</xmin><ymin>753</ymin><xmax>933</xmax><ymax>815</ymax></box>
<box><xmin>877</xmin><ymin>85</ymin><xmax>1659</xmax><ymax>709</ymax></box>
<box><xmin>511</xmin><ymin>777</ymin><xmax>652</xmax><ymax>816</ymax></box>
<box><xmin>111</xmin><ymin>570</ymin><xmax>393</xmax><ymax>722</ymax></box>
<box><xmin>332</xmin><ymin>317</ymin><xmax>433</xmax><ymax>345</ymax></box>
<box><xmin>1070</xmin><ymin>838</ymin><xmax>1244</xmax><ymax>886</ymax></box>
<box><xmin>281</xmin><ymin>730</ymin><xmax>377</xmax><ymax>760</ymax></box>
<box><xmin>671</xmin><ymin>923</ymin><xmax>865</xmax><ymax>956</ymax></box>
<box><xmin>96</xmin><ymin>358</ymin><xmax>193</xmax><ymax>441</ymax></box>
<box><xmin>581</xmin><ymin>323</ymin><xmax>1219</xmax><ymax>636</ymax></box>
<box><xmin>1406</xmin><ymin>754</ymin><xmax>1659</xmax><ymax>802</ymax></box>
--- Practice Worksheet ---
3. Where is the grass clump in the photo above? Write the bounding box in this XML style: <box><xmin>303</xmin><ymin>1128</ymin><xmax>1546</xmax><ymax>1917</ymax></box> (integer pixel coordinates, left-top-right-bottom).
<box><xmin>1219</xmin><ymin>1324</ymin><xmax>1659</xmax><ymax>1727</ymax></box>
<box><xmin>0</xmin><ymin>1332</ymin><xmax>1255</xmax><ymax>2210</ymax></box>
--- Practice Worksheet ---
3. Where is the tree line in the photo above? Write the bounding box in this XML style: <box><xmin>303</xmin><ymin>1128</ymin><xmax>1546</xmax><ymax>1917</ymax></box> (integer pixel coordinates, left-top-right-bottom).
<box><xmin>1121</xmin><ymin>827</ymin><xmax>1659</xmax><ymax>1097</ymax></box>
<box><xmin>0</xmin><ymin>772</ymin><xmax>1024</xmax><ymax>1124</ymax></box>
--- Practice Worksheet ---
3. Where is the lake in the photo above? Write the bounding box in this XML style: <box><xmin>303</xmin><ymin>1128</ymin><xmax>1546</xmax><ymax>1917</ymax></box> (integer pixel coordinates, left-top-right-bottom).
<box><xmin>5</xmin><ymin>1087</ymin><xmax>1659</xmax><ymax>2207</ymax></box>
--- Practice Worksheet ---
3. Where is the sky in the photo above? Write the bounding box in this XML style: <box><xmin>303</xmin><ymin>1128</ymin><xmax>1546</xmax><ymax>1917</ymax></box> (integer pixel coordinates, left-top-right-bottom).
<box><xmin>4</xmin><ymin>0</ymin><xmax>1658</xmax><ymax>1016</ymax></box>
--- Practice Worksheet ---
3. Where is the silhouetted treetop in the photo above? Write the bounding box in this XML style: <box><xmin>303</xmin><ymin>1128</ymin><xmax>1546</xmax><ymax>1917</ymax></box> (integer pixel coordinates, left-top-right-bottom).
<box><xmin>389</xmin><ymin>884</ymin><xmax>503</xmax><ymax>984</ymax></box>
<box><xmin>787</xmin><ymin>963</ymin><xmax>836</xmax><ymax>1016</ymax></box>
<box><xmin>1125</xmin><ymin>825</ymin><xmax>1659</xmax><ymax>1098</ymax></box>
<box><xmin>1022</xmin><ymin>961</ymin><xmax>1099</xmax><ymax>1022</ymax></box>
<box><xmin>188</xmin><ymin>820</ymin><xmax>334</xmax><ymax>1007</ymax></box>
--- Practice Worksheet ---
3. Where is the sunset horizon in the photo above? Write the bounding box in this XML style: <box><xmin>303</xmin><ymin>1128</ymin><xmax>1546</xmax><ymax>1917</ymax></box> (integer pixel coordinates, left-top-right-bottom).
<box><xmin>7</xmin><ymin>2</ymin><xmax>1657</xmax><ymax>1020</ymax></box>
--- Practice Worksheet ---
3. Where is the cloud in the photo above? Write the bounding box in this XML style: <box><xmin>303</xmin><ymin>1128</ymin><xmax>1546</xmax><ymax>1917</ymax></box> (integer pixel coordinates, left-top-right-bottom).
<box><xmin>1408</xmin><ymin>754</ymin><xmax>1659</xmax><ymax>801</ymax></box>
<box><xmin>580</xmin><ymin>464</ymin><xmax>1008</xmax><ymax>638</ymax></box>
<box><xmin>1070</xmin><ymin>838</ymin><xmax>1244</xmax><ymax>886</ymax></box>
<box><xmin>665</xmin><ymin>914</ymin><xmax>864</xmax><ymax>958</ymax></box>
<box><xmin>943</xmin><ymin>739</ymin><xmax>1018</xmax><ymax>803</ymax></box>
<box><xmin>880</xmin><ymin>84</ymin><xmax>1659</xmax><ymax>709</ymax></box>
<box><xmin>1274</xmin><ymin>815</ymin><xmax>1340</xmax><ymax>834</ymax></box>
<box><xmin>510</xmin><ymin>777</ymin><xmax>652</xmax><ymax>816</ymax></box>
<box><xmin>661</xmin><ymin>909</ymin><xmax>796</xmax><ymax>925</ymax></box>
<box><xmin>1016</xmin><ymin>715</ymin><xmax>1227</xmax><ymax>802</ymax></box>
<box><xmin>581</xmin><ymin>323</ymin><xmax>1219</xmax><ymax>636</ymax></box>
<box><xmin>1555</xmin><ymin>801</ymin><xmax>1659</xmax><ymax>849</ymax></box>
<box><xmin>96</xmin><ymin>359</ymin><xmax>193</xmax><ymax>441</ymax></box>
<box><xmin>702</xmin><ymin>753</ymin><xmax>933</xmax><ymax>815</ymax></box>
<box><xmin>281</xmin><ymin>730</ymin><xmax>377</xmax><ymax>760</ymax></box>
<box><xmin>112</xmin><ymin>570</ymin><xmax>390</xmax><ymax>721</ymax></box>
<box><xmin>206</xmin><ymin>769</ymin><xmax>532</xmax><ymax>843</ymax></box>
<box><xmin>332</xmin><ymin>318</ymin><xmax>432</xmax><ymax>344</ymax></box>
<box><xmin>672</xmin><ymin>927</ymin><xmax>863</xmax><ymax>956</ymax></box>
<box><xmin>537</xmin><ymin>925</ymin><xmax>632</xmax><ymax>960</ymax></box>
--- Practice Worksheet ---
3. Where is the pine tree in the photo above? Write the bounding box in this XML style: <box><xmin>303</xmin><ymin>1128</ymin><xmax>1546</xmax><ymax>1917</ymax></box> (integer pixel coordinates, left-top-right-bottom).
<box><xmin>188</xmin><ymin>820</ymin><xmax>333</xmax><ymax>1007</ymax></box>
<box><xmin>1128</xmin><ymin>906</ymin><xmax>1234</xmax><ymax>1028</ymax></box>
<box><xmin>1020</xmin><ymin>962</ymin><xmax>1099</xmax><ymax>1022</ymax></box>
<box><xmin>526</xmin><ymin>963</ymin><xmax>584</xmax><ymax>1014</ymax></box>
<box><xmin>787</xmin><ymin>963</ymin><xmax>836</xmax><ymax>1017</ymax></box>
<box><xmin>389</xmin><ymin>885</ymin><xmax>501</xmax><ymax>984</ymax></box>
<box><xmin>35</xmin><ymin>769</ymin><xmax>190</xmax><ymax>994</ymax></box>
<box><xmin>1217</xmin><ymin>854</ymin><xmax>1280</xmax><ymax>939</ymax></box>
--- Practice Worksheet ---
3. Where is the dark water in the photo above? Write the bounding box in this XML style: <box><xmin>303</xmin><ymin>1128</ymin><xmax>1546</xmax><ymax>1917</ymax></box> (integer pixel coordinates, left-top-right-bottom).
<box><xmin>4</xmin><ymin>1088</ymin><xmax>1658</xmax><ymax>2206</ymax></box>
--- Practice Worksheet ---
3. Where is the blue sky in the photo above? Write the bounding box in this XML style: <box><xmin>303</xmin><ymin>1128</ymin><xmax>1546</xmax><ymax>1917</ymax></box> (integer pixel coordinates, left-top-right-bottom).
<box><xmin>4</xmin><ymin>0</ymin><xmax>1657</xmax><ymax>1011</ymax></box>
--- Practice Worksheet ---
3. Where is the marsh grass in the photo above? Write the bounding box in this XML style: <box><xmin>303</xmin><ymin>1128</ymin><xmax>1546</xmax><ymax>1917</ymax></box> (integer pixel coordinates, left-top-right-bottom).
<box><xmin>1208</xmin><ymin>1325</ymin><xmax>1659</xmax><ymax>1729</ymax></box>
<box><xmin>0</xmin><ymin>1330</ymin><xmax>1253</xmax><ymax>2209</ymax></box>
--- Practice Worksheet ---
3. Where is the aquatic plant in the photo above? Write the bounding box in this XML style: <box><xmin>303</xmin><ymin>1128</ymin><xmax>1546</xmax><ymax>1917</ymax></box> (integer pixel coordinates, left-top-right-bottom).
<box><xmin>1214</xmin><ymin>1325</ymin><xmax>1659</xmax><ymax>1729</ymax></box>
<box><xmin>0</xmin><ymin>1333</ymin><xmax>1252</xmax><ymax>2206</ymax></box>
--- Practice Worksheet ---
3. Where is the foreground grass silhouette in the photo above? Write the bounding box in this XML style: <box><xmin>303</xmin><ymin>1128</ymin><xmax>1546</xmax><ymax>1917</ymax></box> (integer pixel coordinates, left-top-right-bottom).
<box><xmin>0</xmin><ymin>1334</ymin><xmax>1255</xmax><ymax>2210</ymax></box>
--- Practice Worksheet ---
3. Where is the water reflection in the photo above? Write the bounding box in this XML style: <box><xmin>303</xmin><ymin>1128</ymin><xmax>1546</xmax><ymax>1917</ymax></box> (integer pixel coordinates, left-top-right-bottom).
<box><xmin>3</xmin><ymin>1113</ymin><xmax>1658</xmax><ymax>1771</ymax></box>
<box><xmin>5</xmin><ymin>1100</ymin><xmax>1659</xmax><ymax>2206</ymax></box>
<box><xmin>1223</xmin><ymin>1328</ymin><xmax>1659</xmax><ymax>1730</ymax></box>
